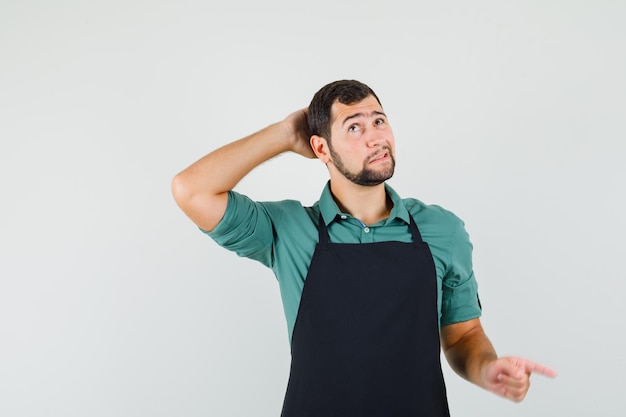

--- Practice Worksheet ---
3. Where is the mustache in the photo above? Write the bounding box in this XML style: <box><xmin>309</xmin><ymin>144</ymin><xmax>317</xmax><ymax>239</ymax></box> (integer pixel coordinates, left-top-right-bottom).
<box><xmin>366</xmin><ymin>146</ymin><xmax>393</xmax><ymax>163</ymax></box>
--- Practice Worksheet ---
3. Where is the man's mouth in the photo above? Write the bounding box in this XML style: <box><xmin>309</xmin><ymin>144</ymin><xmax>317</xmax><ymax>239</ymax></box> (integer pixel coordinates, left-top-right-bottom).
<box><xmin>368</xmin><ymin>148</ymin><xmax>391</xmax><ymax>164</ymax></box>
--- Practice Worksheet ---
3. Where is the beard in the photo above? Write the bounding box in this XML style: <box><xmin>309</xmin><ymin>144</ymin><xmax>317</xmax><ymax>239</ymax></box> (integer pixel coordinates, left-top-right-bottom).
<box><xmin>328</xmin><ymin>144</ymin><xmax>396</xmax><ymax>186</ymax></box>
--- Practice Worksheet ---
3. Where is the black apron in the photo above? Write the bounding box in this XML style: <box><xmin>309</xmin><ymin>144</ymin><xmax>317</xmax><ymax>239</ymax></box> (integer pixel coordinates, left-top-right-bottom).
<box><xmin>281</xmin><ymin>213</ymin><xmax>450</xmax><ymax>417</ymax></box>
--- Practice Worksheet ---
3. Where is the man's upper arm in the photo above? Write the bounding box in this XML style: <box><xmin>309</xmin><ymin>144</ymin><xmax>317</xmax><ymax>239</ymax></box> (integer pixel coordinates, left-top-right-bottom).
<box><xmin>171</xmin><ymin>171</ymin><xmax>230</xmax><ymax>232</ymax></box>
<box><xmin>203</xmin><ymin>191</ymin><xmax>276</xmax><ymax>267</ymax></box>
<box><xmin>440</xmin><ymin>219</ymin><xmax>482</xmax><ymax>325</ymax></box>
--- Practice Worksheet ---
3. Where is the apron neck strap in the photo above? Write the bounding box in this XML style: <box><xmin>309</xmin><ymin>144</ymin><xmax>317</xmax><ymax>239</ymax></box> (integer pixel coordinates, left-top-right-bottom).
<box><xmin>407</xmin><ymin>213</ymin><xmax>425</xmax><ymax>243</ymax></box>
<box><xmin>318</xmin><ymin>214</ymin><xmax>330</xmax><ymax>245</ymax></box>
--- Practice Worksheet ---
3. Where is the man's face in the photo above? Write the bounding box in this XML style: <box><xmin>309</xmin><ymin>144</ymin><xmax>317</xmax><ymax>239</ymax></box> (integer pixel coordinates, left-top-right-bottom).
<box><xmin>326</xmin><ymin>95</ymin><xmax>396</xmax><ymax>186</ymax></box>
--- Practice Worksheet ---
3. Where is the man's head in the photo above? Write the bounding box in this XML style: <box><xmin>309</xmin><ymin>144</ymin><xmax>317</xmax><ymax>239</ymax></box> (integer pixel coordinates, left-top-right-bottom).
<box><xmin>308</xmin><ymin>80</ymin><xmax>382</xmax><ymax>142</ymax></box>
<box><xmin>308</xmin><ymin>80</ymin><xmax>395</xmax><ymax>187</ymax></box>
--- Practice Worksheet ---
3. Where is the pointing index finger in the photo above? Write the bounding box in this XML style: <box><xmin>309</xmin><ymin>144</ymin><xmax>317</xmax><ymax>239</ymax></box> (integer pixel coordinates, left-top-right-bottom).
<box><xmin>523</xmin><ymin>359</ymin><xmax>558</xmax><ymax>378</ymax></box>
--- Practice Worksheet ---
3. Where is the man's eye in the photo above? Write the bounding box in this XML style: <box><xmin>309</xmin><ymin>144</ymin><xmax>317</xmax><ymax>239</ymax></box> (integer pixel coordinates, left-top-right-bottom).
<box><xmin>375</xmin><ymin>118</ymin><xmax>385</xmax><ymax>125</ymax></box>
<box><xmin>348</xmin><ymin>125</ymin><xmax>360</xmax><ymax>132</ymax></box>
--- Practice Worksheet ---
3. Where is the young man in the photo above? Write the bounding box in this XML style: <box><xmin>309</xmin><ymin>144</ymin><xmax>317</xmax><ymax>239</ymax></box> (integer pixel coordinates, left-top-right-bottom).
<box><xmin>172</xmin><ymin>80</ymin><xmax>556</xmax><ymax>416</ymax></box>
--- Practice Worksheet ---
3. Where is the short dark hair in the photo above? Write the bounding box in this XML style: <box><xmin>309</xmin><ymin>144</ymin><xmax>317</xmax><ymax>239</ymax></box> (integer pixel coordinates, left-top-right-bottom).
<box><xmin>308</xmin><ymin>80</ymin><xmax>382</xmax><ymax>141</ymax></box>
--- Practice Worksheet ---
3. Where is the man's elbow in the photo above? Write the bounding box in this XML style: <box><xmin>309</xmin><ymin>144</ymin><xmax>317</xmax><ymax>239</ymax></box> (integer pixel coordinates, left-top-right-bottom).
<box><xmin>171</xmin><ymin>173</ymin><xmax>227</xmax><ymax>232</ymax></box>
<box><xmin>171</xmin><ymin>172</ymin><xmax>192</xmax><ymax>208</ymax></box>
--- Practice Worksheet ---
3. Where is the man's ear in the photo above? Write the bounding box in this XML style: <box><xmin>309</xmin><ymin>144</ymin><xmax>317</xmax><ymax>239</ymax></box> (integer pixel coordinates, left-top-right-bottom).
<box><xmin>310</xmin><ymin>135</ymin><xmax>331</xmax><ymax>163</ymax></box>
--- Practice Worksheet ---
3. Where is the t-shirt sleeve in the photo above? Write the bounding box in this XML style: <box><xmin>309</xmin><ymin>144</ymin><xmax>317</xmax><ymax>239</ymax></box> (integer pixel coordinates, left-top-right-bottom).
<box><xmin>201</xmin><ymin>191</ymin><xmax>275</xmax><ymax>267</ymax></box>
<box><xmin>440</xmin><ymin>220</ymin><xmax>482</xmax><ymax>326</ymax></box>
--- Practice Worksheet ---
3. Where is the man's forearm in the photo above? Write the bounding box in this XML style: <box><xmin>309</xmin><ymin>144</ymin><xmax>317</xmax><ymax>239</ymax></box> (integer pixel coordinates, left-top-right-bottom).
<box><xmin>441</xmin><ymin>319</ymin><xmax>497</xmax><ymax>388</ymax></box>
<box><xmin>171</xmin><ymin>121</ymin><xmax>294</xmax><ymax>231</ymax></box>
<box><xmin>178</xmin><ymin>122</ymin><xmax>292</xmax><ymax>195</ymax></box>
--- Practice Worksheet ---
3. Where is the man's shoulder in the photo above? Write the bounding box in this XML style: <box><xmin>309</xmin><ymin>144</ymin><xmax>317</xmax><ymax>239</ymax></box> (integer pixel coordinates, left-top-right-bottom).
<box><xmin>401</xmin><ymin>197</ymin><xmax>465</xmax><ymax>229</ymax></box>
<box><xmin>261</xmin><ymin>198</ymin><xmax>319</xmax><ymax>215</ymax></box>
<box><xmin>256</xmin><ymin>198</ymin><xmax>320</xmax><ymax>229</ymax></box>
<box><xmin>225</xmin><ymin>190</ymin><xmax>323</xmax><ymax>225</ymax></box>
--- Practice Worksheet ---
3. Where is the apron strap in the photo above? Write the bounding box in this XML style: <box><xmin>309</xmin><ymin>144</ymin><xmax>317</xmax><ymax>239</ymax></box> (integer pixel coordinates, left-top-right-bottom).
<box><xmin>318</xmin><ymin>214</ymin><xmax>330</xmax><ymax>246</ymax></box>
<box><xmin>408</xmin><ymin>213</ymin><xmax>425</xmax><ymax>243</ymax></box>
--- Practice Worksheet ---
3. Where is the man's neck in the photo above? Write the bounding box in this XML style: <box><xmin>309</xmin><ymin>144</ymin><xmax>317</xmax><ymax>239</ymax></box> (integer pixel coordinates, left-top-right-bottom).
<box><xmin>328</xmin><ymin>179</ymin><xmax>392</xmax><ymax>226</ymax></box>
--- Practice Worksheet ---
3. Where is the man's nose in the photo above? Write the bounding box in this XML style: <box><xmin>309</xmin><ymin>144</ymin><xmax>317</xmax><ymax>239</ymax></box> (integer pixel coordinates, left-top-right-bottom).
<box><xmin>365</xmin><ymin>132</ymin><xmax>385</xmax><ymax>147</ymax></box>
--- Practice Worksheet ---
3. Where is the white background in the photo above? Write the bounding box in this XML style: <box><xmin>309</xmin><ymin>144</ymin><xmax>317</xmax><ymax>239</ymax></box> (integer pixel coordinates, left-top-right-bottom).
<box><xmin>1</xmin><ymin>1</ymin><xmax>624</xmax><ymax>416</ymax></box>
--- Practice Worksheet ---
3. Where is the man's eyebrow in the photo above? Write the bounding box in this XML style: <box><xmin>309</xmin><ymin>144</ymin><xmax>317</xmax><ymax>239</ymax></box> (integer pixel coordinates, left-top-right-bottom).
<box><xmin>342</xmin><ymin>110</ymin><xmax>387</xmax><ymax>126</ymax></box>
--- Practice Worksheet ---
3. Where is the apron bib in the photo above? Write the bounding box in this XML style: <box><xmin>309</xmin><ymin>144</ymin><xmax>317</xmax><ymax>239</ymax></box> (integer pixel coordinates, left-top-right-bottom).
<box><xmin>281</xmin><ymin>213</ymin><xmax>450</xmax><ymax>416</ymax></box>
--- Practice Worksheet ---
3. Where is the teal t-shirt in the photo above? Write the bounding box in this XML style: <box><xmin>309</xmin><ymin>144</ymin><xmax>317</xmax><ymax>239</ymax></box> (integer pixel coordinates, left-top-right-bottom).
<box><xmin>204</xmin><ymin>182</ymin><xmax>481</xmax><ymax>343</ymax></box>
